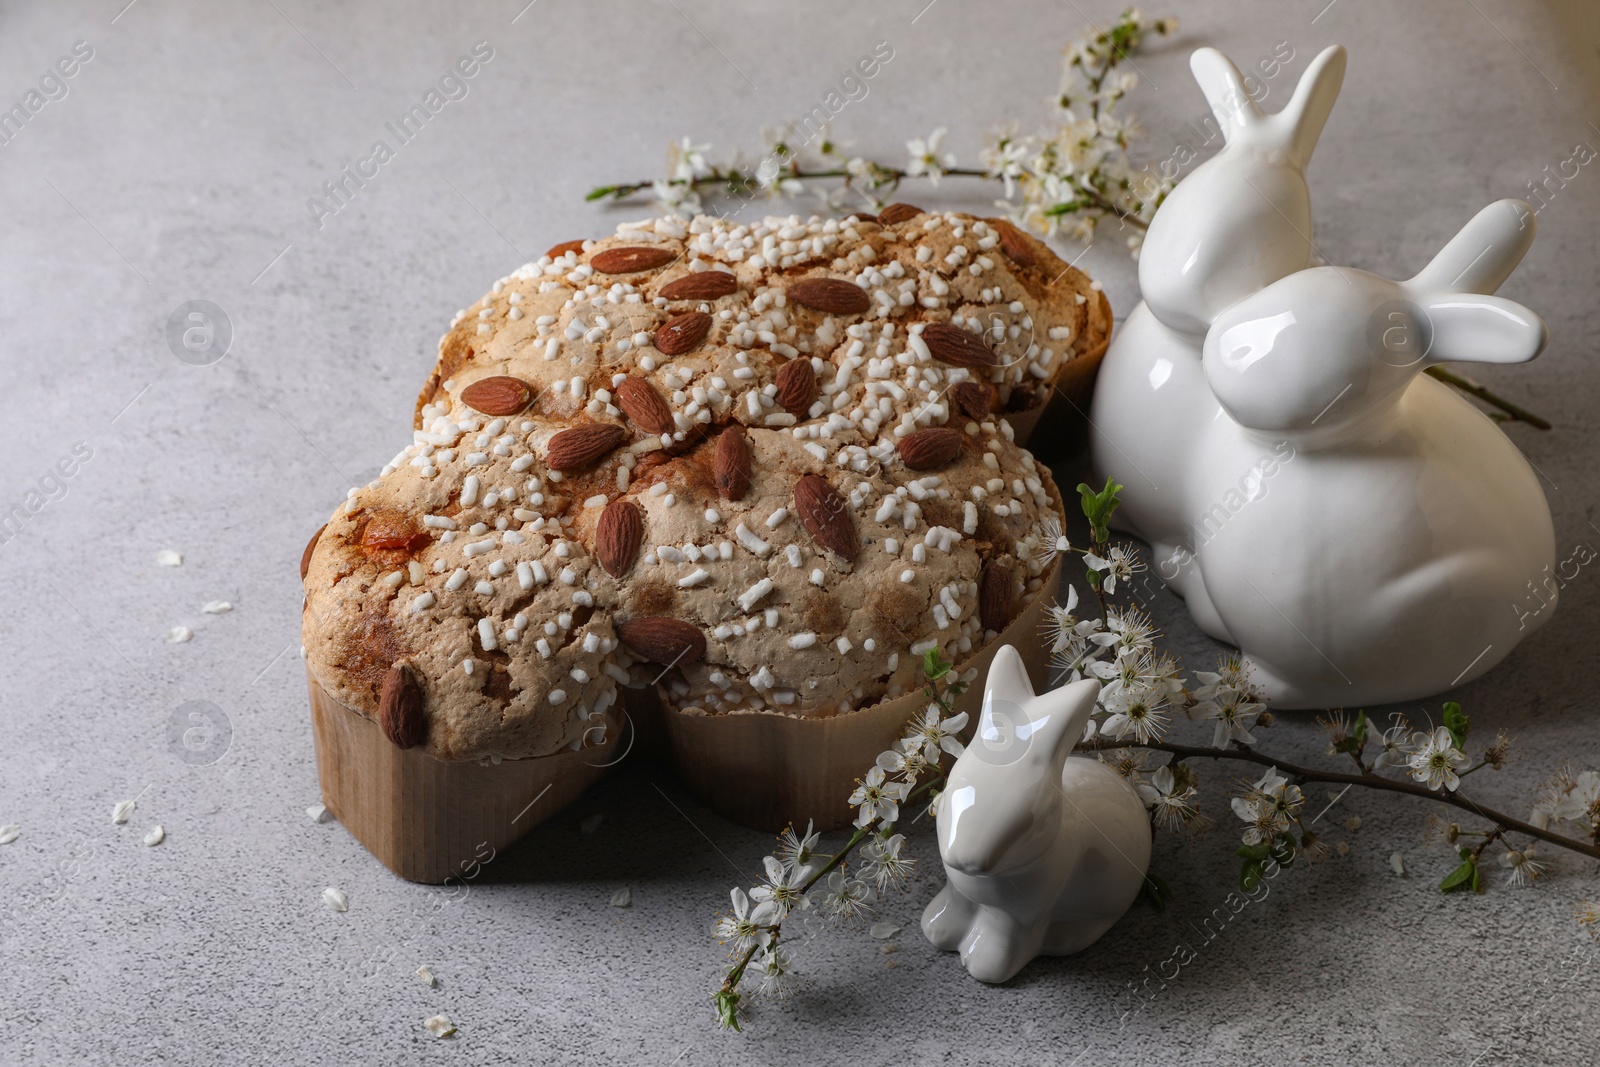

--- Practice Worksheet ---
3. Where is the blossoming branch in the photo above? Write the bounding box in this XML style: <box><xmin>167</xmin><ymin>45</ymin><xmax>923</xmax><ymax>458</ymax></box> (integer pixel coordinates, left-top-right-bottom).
<box><xmin>707</xmin><ymin>476</ymin><xmax>1600</xmax><ymax>1031</ymax></box>
<box><xmin>590</xmin><ymin>10</ymin><xmax>1177</xmax><ymax>257</ymax></box>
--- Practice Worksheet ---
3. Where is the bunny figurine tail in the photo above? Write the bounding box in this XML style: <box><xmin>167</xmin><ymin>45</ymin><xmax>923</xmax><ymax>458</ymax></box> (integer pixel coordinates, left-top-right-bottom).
<box><xmin>922</xmin><ymin>645</ymin><xmax>1152</xmax><ymax>983</ymax></box>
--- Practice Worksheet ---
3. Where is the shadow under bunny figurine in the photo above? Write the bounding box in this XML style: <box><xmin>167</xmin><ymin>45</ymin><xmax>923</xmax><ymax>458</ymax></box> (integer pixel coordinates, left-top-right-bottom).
<box><xmin>922</xmin><ymin>645</ymin><xmax>1150</xmax><ymax>983</ymax></box>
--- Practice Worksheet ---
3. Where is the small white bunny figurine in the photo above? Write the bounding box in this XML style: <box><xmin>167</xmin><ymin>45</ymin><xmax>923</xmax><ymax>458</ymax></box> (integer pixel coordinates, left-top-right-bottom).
<box><xmin>1183</xmin><ymin>199</ymin><xmax>1555</xmax><ymax>707</ymax></box>
<box><xmin>922</xmin><ymin>645</ymin><xmax>1151</xmax><ymax>983</ymax></box>
<box><xmin>1090</xmin><ymin>45</ymin><xmax>1346</xmax><ymax>555</ymax></box>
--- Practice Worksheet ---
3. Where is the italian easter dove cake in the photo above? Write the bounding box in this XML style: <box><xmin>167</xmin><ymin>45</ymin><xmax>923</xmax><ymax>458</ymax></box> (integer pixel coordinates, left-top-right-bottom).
<box><xmin>300</xmin><ymin>207</ymin><xmax>1109</xmax><ymax>877</ymax></box>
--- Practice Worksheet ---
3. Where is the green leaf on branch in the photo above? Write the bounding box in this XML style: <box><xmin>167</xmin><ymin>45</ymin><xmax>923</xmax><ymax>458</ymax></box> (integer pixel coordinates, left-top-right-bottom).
<box><xmin>922</xmin><ymin>647</ymin><xmax>952</xmax><ymax>683</ymax></box>
<box><xmin>1443</xmin><ymin>702</ymin><xmax>1470</xmax><ymax>748</ymax></box>
<box><xmin>1440</xmin><ymin>852</ymin><xmax>1479</xmax><ymax>894</ymax></box>
<box><xmin>1044</xmin><ymin>200</ymin><xmax>1088</xmax><ymax>216</ymax></box>
<box><xmin>1352</xmin><ymin>710</ymin><xmax>1369</xmax><ymax>747</ymax></box>
<box><xmin>1239</xmin><ymin>858</ymin><xmax>1265</xmax><ymax>893</ymax></box>
<box><xmin>1138</xmin><ymin>873</ymin><xmax>1172</xmax><ymax>911</ymax></box>
<box><xmin>585</xmin><ymin>184</ymin><xmax>623</xmax><ymax>202</ymax></box>
<box><xmin>714</xmin><ymin>990</ymin><xmax>742</xmax><ymax>1031</ymax></box>
<box><xmin>1237</xmin><ymin>842</ymin><xmax>1270</xmax><ymax>892</ymax></box>
<box><xmin>1075</xmin><ymin>477</ymin><xmax>1123</xmax><ymax>544</ymax></box>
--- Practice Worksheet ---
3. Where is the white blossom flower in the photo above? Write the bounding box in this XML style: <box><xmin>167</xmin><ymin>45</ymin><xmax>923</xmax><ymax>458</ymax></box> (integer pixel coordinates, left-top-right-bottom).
<box><xmin>848</xmin><ymin>766</ymin><xmax>911</xmax><ymax>827</ymax></box>
<box><xmin>1231</xmin><ymin>793</ymin><xmax>1287</xmax><ymax>846</ymax></box>
<box><xmin>712</xmin><ymin>887</ymin><xmax>775</xmax><ymax>955</ymax></box>
<box><xmin>1027</xmin><ymin>515</ymin><xmax>1071</xmax><ymax>567</ymax></box>
<box><xmin>1499</xmin><ymin>846</ymin><xmax>1546</xmax><ymax>888</ymax></box>
<box><xmin>1105</xmin><ymin>604</ymin><xmax>1156</xmax><ymax>648</ymax></box>
<box><xmin>1192</xmin><ymin>658</ymin><xmax>1250</xmax><ymax>702</ymax></box>
<box><xmin>861</xmin><ymin>832</ymin><xmax>914</xmax><ymax>892</ymax></box>
<box><xmin>905</xmin><ymin>127</ymin><xmax>955</xmax><ymax>185</ymax></box>
<box><xmin>1196</xmin><ymin>688</ymin><xmax>1263</xmax><ymax>749</ymax></box>
<box><xmin>1084</xmin><ymin>543</ymin><xmax>1142</xmax><ymax>594</ymax></box>
<box><xmin>755</xmin><ymin>944</ymin><xmax>798</xmax><ymax>999</ymax></box>
<box><xmin>1251</xmin><ymin>767</ymin><xmax>1288</xmax><ymax>794</ymax></box>
<box><xmin>1230</xmin><ymin>767</ymin><xmax>1302</xmax><ymax>846</ymax></box>
<box><xmin>750</xmin><ymin>855</ymin><xmax>811</xmax><ymax>920</ymax></box>
<box><xmin>1101</xmin><ymin>747</ymin><xmax>1152</xmax><ymax>784</ymax></box>
<box><xmin>650</xmin><ymin>178</ymin><xmax>702</xmax><ymax>215</ymax></box>
<box><xmin>818</xmin><ymin>869</ymin><xmax>875</xmax><ymax>920</ymax></box>
<box><xmin>877</xmin><ymin>743</ymin><xmax>930</xmax><ymax>780</ymax></box>
<box><xmin>1136</xmin><ymin>766</ymin><xmax>1197</xmax><ymax>831</ymax></box>
<box><xmin>1369</xmin><ymin>716</ymin><xmax>1414</xmax><ymax>772</ymax></box>
<box><xmin>980</xmin><ymin>123</ymin><xmax>1030</xmax><ymax>197</ymax></box>
<box><xmin>1044</xmin><ymin>588</ymin><xmax>1119</xmax><ymax>680</ymax></box>
<box><xmin>1099</xmin><ymin>679</ymin><xmax>1169</xmax><ymax>744</ymax></box>
<box><xmin>901</xmin><ymin>705</ymin><xmax>968</xmax><ymax>763</ymax></box>
<box><xmin>775</xmin><ymin>820</ymin><xmax>821</xmax><ymax>879</ymax></box>
<box><xmin>668</xmin><ymin>136</ymin><xmax>713</xmax><ymax>183</ymax></box>
<box><xmin>1551</xmin><ymin>770</ymin><xmax>1600</xmax><ymax>823</ymax></box>
<box><xmin>1141</xmin><ymin>652</ymin><xmax>1186</xmax><ymax>702</ymax></box>
<box><xmin>1191</xmin><ymin>656</ymin><xmax>1264</xmax><ymax>748</ymax></box>
<box><xmin>1407</xmin><ymin>727</ymin><xmax>1470</xmax><ymax>792</ymax></box>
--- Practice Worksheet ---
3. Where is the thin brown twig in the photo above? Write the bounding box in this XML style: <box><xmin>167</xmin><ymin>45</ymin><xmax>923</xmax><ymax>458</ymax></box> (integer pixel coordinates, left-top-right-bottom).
<box><xmin>594</xmin><ymin>166</ymin><xmax>1151</xmax><ymax>230</ymax></box>
<box><xmin>1083</xmin><ymin>738</ymin><xmax>1600</xmax><ymax>862</ymax></box>
<box><xmin>1425</xmin><ymin>367</ymin><xmax>1551</xmax><ymax>430</ymax></box>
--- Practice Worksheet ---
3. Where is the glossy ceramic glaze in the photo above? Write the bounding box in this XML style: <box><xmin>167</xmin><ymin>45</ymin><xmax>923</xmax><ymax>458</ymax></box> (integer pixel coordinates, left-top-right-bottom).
<box><xmin>1090</xmin><ymin>45</ymin><xmax>1347</xmax><ymax>545</ymax></box>
<box><xmin>1090</xmin><ymin>44</ymin><xmax>1558</xmax><ymax>708</ymax></box>
<box><xmin>1186</xmin><ymin>200</ymin><xmax>1554</xmax><ymax>707</ymax></box>
<box><xmin>921</xmin><ymin>646</ymin><xmax>1150</xmax><ymax>983</ymax></box>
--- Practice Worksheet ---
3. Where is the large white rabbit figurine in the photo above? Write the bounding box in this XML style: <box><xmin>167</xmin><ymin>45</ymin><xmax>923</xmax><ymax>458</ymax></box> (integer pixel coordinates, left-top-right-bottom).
<box><xmin>1090</xmin><ymin>45</ymin><xmax>1346</xmax><ymax>560</ymax></box>
<box><xmin>922</xmin><ymin>645</ymin><xmax>1151</xmax><ymax>983</ymax></box>
<box><xmin>1186</xmin><ymin>199</ymin><xmax>1555</xmax><ymax>707</ymax></box>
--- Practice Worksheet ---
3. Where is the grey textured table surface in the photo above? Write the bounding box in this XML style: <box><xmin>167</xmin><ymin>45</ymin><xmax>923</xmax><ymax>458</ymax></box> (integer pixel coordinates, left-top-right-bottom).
<box><xmin>3</xmin><ymin>1</ymin><xmax>1598</xmax><ymax>1064</ymax></box>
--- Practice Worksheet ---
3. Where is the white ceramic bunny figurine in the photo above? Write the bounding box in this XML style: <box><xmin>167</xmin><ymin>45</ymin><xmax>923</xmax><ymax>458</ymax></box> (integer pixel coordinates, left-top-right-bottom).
<box><xmin>1090</xmin><ymin>45</ymin><xmax>1346</xmax><ymax>562</ymax></box>
<box><xmin>921</xmin><ymin>645</ymin><xmax>1151</xmax><ymax>983</ymax></box>
<box><xmin>1182</xmin><ymin>199</ymin><xmax>1554</xmax><ymax>708</ymax></box>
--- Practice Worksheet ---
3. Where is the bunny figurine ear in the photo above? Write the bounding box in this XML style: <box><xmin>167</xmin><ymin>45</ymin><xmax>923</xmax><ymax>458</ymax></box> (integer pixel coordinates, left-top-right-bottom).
<box><xmin>977</xmin><ymin>646</ymin><xmax>1099</xmax><ymax>769</ymax></box>
<box><xmin>1035</xmin><ymin>679</ymin><xmax>1101</xmax><ymax>765</ymax></box>
<box><xmin>1409</xmin><ymin>199</ymin><xmax>1537</xmax><ymax>296</ymax></box>
<box><xmin>1190</xmin><ymin>48</ymin><xmax>1264</xmax><ymax>142</ymax></box>
<box><xmin>977</xmin><ymin>644</ymin><xmax>1035</xmax><ymax>739</ymax></box>
<box><xmin>1420</xmin><ymin>293</ymin><xmax>1548</xmax><ymax>367</ymax></box>
<box><xmin>1408</xmin><ymin>198</ymin><xmax>1546</xmax><ymax>366</ymax></box>
<box><xmin>1275</xmin><ymin>45</ymin><xmax>1347</xmax><ymax>166</ymax></box>
<box><xmin>1191</xmin><ymin>44</ymin><xmax>1345</xmax><ymax>163</ymax></box>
